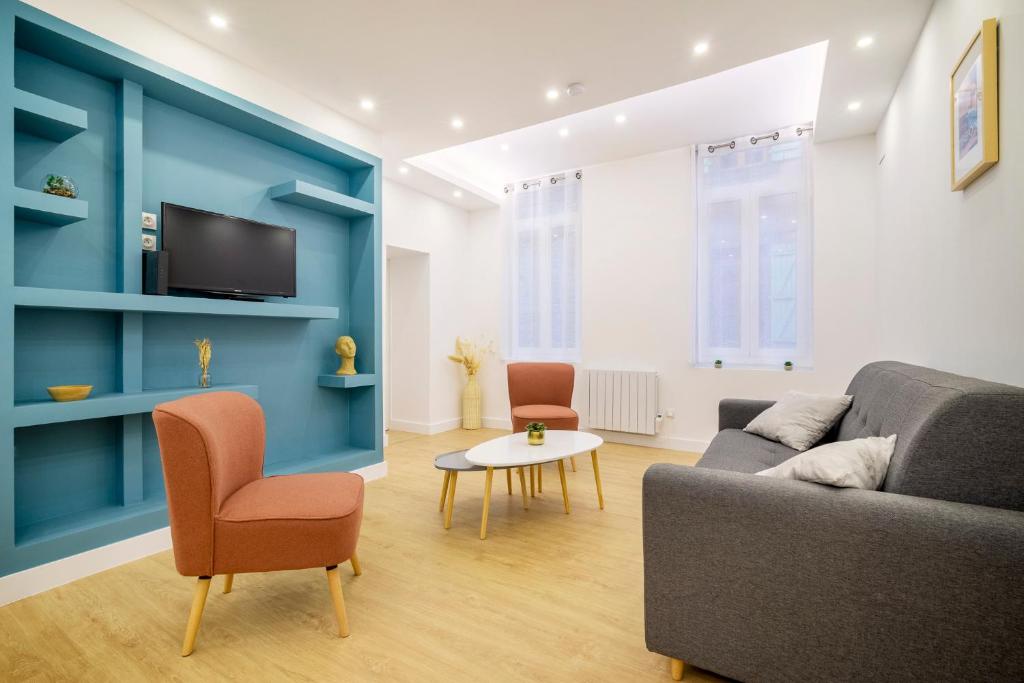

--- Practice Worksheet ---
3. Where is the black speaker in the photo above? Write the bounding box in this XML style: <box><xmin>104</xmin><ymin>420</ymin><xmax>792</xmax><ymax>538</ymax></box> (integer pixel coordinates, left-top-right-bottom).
<box><xmin>143</xmin><ymin>250</ymin><xmax>168</xmax><ymax>295</ymax></box>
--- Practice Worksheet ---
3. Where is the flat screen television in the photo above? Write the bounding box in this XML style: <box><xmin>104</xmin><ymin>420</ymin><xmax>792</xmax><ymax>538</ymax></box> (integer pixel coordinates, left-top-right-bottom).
<box><xmin>161</xmin><ymin>202</ymin><xmax>296</xmax><ymax>299</ymax></box>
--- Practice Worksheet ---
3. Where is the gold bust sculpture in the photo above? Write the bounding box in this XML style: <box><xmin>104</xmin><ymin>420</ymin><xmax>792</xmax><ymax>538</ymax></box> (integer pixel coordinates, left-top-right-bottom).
<box><xmin>335</xmin><ymin>335</ymin><xmax>357</xmax><ymax>375</ymax></box>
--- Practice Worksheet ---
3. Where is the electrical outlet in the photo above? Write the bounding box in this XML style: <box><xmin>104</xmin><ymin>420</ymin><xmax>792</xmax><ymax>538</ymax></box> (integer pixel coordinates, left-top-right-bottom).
<box><xmin>665</xmin><ymin>409</ymin><xmax>675</xmax><ymax>419</ymax></box>
<box><xmin>141</xmin><ymin>211</ymin><xmax>157</xmax><ymax>230</ymax></box>
<box><xmin>141</xmin><ymin>233</ymin><xmax>157</xmax><ymax>252</ymax></box>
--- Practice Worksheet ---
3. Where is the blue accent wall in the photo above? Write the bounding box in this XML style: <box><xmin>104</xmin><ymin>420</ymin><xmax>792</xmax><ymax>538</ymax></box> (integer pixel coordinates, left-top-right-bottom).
<box><xmin>0</xmin><ymin>1</ymin><xmax>382</xmax><ymax>577</ymax></box>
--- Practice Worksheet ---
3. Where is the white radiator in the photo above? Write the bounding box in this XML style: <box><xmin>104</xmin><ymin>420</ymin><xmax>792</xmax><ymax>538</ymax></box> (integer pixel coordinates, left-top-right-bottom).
<box><xmin>586</xmin><ymin>370</ymin><xmax>658</xmax><ymax>435</ymax></box>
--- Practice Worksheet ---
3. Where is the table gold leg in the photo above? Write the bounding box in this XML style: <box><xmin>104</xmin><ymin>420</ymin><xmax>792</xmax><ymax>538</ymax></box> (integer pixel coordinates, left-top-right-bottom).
<box><xmin>480</xmin><ymin>467</ymin><xmax>494</xmax><ymax>539</ymax></box>
<box><xmin>591</xmin><ymin>449</ymin><xmax>605</xmax><ymax>510</ymax></box>
<box><xmin>506</xmin><ymin>468</ymin><xmax>512</xmax><ymax>495</ymax></box>
<box><xmin>570</xmin><ymin>456</ymin><xmax>577</xmax><ymax>472</ymax></box>
<box><xmin>529</xmin><ymin>464</ymin><xmax>536</xmax><ymax>497</ymax></box>
<box><xmin>557</xmin><ymin>460</ymin><xmax>571</xmax><ymax>514</ymax></box>
<box><xmin>538</xmin><ymin>464</ymin><xmax>543</xmax><ymax>492</ymax></box>
<box><xmin>518</xmin><ymin>466</ymin><xmax>528</xmax><ymax>510</ymax></box>
<box><xmin>439</xmin><ymin>470</ymin><xmax>451</xmax><ymax>513</ymax></box>
<box><xmin>444</xmin><ymin>471</ymin><xmax>458</xmax><ymax>529</ymax></box>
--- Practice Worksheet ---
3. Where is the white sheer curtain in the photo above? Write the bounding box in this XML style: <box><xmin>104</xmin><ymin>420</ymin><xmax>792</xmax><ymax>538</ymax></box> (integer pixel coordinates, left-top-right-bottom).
<box><xmin>503</xmin><ymin>171</ymin><xmax>582</xmax><ymax>361</ymax></box>
<box><xmin>694</xmin><ymin>125</ymin><xmax>814</xmax><ymax>368</ymax></box>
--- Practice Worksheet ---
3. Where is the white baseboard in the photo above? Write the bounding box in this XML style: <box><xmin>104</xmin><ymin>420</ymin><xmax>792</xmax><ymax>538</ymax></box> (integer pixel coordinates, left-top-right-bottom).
<box><xmin>482</xmin><ymin>416</ymin><xmax>512</xmax><ymax>430</ymax></box>
<box><xmin>388</xmin><ymin>417</ymin><xmax>462</xmax><ymax>435</ymax></box>
<box><xmin>584</xmin><ymin>428</ymin><xmax>709</xmax><ymax>454</ymax></box>
<box><xmin>0</xmin><ymin>460</ymin><xmax>389</xmax><ymax>607</ymax></box>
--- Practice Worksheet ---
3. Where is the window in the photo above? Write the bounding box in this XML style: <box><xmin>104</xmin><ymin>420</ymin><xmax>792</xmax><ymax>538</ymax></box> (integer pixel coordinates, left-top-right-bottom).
<box><xmin>694</xmin><ymin>127</ymin><xmax>813</xmax><ymax>368</ymax></box>
<box><xmin>504</xmin><ymin>171</ymin><xmax>582</xmax><ymax>361</ymax></box>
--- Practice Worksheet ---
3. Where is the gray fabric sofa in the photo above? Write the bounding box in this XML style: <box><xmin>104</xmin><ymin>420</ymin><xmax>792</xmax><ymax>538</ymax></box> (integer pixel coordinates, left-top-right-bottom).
<box><xmin>643</xmin><ymin>361</ymin><xmax>1024</xmax><ymax>682</ymax></box>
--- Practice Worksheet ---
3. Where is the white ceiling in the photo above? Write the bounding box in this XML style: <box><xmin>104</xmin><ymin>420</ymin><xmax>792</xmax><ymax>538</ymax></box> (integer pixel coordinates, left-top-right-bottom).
<box><xmin>412</xmin><ymin>41</ymin><xmax>827</xmax><ymax>199</ymax></box>
<box><xmin>120</xmin><ymin>0</ymin><xmax>932</xmax><ymax>209</ymax></box>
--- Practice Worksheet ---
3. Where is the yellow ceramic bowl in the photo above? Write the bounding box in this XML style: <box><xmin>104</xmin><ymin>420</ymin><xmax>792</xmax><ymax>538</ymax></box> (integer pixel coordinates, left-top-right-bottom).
<box><xmin>47</xmin><ymin>385</ymin><xmax>93</xmax><ymax>402</ymax></box>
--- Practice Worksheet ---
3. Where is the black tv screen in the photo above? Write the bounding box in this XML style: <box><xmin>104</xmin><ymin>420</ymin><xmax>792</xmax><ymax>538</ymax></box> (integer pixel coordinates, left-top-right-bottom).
<box><xmin>161</xmin><ymin>203</ymin><xmax>296</xmax><ymax>298</ymax></box>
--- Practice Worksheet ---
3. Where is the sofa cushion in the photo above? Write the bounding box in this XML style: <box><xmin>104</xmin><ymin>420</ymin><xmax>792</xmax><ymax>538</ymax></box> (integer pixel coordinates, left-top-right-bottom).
<box><xmin>697</xmin><ymin>429</ymin><xmax>798</xmax><ymax>474</ymax></box>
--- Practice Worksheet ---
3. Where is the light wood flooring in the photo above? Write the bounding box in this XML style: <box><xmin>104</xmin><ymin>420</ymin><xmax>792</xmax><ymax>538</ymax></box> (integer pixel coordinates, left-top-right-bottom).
<box><xmin>0</xmin><ymin>428</ymin><xmax>728</xmax><ymax>682</ymax></box>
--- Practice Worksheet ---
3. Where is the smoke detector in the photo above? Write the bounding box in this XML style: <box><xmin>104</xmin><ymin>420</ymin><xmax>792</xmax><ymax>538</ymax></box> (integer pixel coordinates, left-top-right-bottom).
<box><xmin>565</xmin><ymin>82</ymin><xmax>586</xmax><ymax>97</ymax></box>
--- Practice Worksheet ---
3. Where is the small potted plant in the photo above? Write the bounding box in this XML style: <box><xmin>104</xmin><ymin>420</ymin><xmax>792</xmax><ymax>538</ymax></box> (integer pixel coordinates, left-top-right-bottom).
<box><xmin>526</xmin><ymin>422</ymin><xmax>546</xmax><ymax>446</ymax></box>
<box><xmin>41</xmin><ymin>174</ymin><xmax>78</xmax><ymax>199</ymax></box>
<box><xmin>713</xmin><ymin>359</ymin><xmax>723</xmax><ymax>369</ymax></box>
<box><xmin>784</xmin><ymin>361</ymin><xmax>794</xmax><ymax>371</ymax></box>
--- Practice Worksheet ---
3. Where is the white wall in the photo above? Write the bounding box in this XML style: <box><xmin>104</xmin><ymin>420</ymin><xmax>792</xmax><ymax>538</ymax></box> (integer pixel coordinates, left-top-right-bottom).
<box><xmin>25</xmin><ymin>0</ymin><xmax>381</xmax><ymax>156</ymax></box>
<box><xmin>386</xmin><ymin>248</ymin><xmax>431</xmax><ymax>429</ymax></box>
<box><xmin>875</xmin><ymin>0</ymin><xmax>1024</xmax><ymax>385</ymax></box>
<box><xmin>467</xmin><ymin>137</ymin><xmax>880</xmax><ymax>450</ymax></box>
<box><xmin>383</xmin><ymin>180</ymin><xmax>474</xmax><ymax>432</ymax></box>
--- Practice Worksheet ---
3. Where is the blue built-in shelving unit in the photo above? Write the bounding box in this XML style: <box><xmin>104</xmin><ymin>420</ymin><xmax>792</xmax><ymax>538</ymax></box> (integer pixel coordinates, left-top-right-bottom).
<box><xmin>0</xmin><ymin>2</ymin><xmax>383</xmax><ymax>577</ymax></box>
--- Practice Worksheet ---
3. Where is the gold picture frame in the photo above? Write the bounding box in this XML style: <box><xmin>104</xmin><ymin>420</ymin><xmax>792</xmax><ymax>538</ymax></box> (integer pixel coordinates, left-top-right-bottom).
<box><xmin>950</xmin><ymin>18</ymin><xmax>999</xmax><ymax>191</ymax></box>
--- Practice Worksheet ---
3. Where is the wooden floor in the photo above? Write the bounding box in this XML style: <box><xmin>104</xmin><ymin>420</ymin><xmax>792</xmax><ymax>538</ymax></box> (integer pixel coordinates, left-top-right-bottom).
<box><xmin>0</xmin><ymin>429</ymin><xmax>728</xmax><ymax>682</ymax></box>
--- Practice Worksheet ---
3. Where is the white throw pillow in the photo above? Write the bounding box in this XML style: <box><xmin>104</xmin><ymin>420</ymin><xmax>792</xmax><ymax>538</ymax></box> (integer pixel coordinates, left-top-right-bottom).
<box><xmin>744</xmin><ymin>391</ymin><xmax>853</xmax><ymax>451</ymax></box>
<box><xmin>756</xmin><ymin>435</ymin><xmax>897</xmax><ymax>490</ymax></box>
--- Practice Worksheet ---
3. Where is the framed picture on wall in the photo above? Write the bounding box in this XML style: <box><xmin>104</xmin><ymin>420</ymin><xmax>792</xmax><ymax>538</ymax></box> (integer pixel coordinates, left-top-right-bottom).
<box><xmin>950</xmin><ymin>17</ymin><xmax>999</xmax><ymax>191</ymax></box>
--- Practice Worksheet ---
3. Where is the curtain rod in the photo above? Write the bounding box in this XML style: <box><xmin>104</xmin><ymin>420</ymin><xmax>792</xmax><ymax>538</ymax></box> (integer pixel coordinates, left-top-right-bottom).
<box><xmin>705</xmin><ymin>124</ymin><xmax>813</xmax><ymax>153</ymax></box>
<box><xmin>505</xmin><ymin>170</ymin><xmax>583</xmax><ymax>193</ymax></box>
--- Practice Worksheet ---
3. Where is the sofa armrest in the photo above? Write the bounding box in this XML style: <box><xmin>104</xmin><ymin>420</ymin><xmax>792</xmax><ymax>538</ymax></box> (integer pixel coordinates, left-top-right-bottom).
<box><xmin>642</xmin><ymin>464</ymin><xmax>1024</xmax><ymax>682</ymax></box>
<box><xmin>717</xmin><ymin>398</ymin><xmax>774</xmax><ymax>431</ymax></box>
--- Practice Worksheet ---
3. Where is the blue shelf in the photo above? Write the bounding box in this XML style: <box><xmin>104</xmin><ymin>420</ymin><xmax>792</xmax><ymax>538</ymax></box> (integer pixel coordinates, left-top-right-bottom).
<box><xmin>16</xmin><ymin>500</ymin><xmax>166</xmax><ymax>547</ymax></box>
<box><xmin>13</xmin><ymin>287</ymin><xmax>340</xmax><ymax>319</ymax></box>
<box><xmin>14</xmin><ymin>384</ymin><xmax>259</xmax><ymax>427</ymax></box>
<box><xmin>269</xmin><ymin>180</ymin><xmax>375</xmax><ymax>218</ymax></box>
<box><xmin>13</xmin><ymin>88</ymin><xmax>88</xmax><ymax>142</ymax></box>
<box><xmin>317</xmin><ymin>374</ymin><xmax>377</xmax><ymax>389</ymax></box>
<box><xmin>267</xmin><ymin>447</ymin><xmax>378</xmax><ymax>476</ymax></box>
<box><xmin>14</xmin><ymin>187</ymin><xmax>88</xmax><ymax>226</ymax></box>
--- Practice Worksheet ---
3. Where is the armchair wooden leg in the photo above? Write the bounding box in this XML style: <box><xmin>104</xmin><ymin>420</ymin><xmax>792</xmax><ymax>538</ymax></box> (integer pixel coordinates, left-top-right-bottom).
<box><xmin>570</xmin><ymin>456</ymin><xmax>577</xmax><ymax>472</ymax></box>
<box><xmin>444</xmin><ymin>471</ymin><xmax>458</xmax><ymax>529</ymax></box>
<box><xmin>325</xmin><ymin>566</ymin><xmax>350</xmax><ymax>638</ymax></box>
<box><xmin>670</xmin><ymin>657</ymin><xmax>685</xmax><ymax>680</ymax></box>
<box><xmin>350</xmin><ymin>552</ymin><xmax>362</xmax><ymax>576</ymax></box>
<box><xmin>181</xmin><ymin>576</ymin><xmax>211</xmax><ymax>656</ymax></box>
<box><xmin>439</xmin><ymin>470</ymin><xmax>451</xmax><ymax>512</ymax></box>
<box><xmin>222</xmin><ymin>573</ymin><xmax>234</xmax><ymax>594</ymax></box>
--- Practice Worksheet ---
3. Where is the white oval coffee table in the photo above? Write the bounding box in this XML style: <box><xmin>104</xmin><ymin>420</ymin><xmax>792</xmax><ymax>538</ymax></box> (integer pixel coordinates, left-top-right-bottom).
<box><xmin>466</xmin><ymin>431</ymin><xmax>605</xmax><ymax>539</ymax></box>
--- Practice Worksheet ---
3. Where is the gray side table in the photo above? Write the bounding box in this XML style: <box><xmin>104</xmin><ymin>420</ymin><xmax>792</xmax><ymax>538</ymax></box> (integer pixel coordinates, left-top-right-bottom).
<box><xmin>434</xmin><ymin>451</ymin><xmax>527</xmax><ymax>529</ymax></box>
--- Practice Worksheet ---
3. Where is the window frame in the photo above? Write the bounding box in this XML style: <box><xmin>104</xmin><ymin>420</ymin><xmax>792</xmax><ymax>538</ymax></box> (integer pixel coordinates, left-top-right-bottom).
<box><xmin>693</xmin><ymin>130</ymin><xmax>814</xmax><ymax>370</ymax></box>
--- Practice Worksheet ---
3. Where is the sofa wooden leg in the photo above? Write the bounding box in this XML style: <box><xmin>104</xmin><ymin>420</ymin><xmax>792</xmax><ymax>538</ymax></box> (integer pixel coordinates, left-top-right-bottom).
<box><xmin>181</xmin><ymin>576</ymin><xmax>211</xmax><ymax>656</ymax></box>
<box><xmin>670</xmin><ymin>657</ymin><xmax>685</xmax><ymax>680</ymax></box>
<box><xmin>325</xmin><ymin>566</ymin><xmax>350</xmax><ymax>638</ymax></box>
<box><xmin>222</xmin><ymin>573</ymin><xmax>234</xmax><ymax>594</ymax></box>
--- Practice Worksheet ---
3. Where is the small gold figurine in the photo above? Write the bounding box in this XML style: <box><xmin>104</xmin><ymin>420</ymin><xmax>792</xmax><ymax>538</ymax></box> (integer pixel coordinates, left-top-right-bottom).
<box><xmin>335</xmin><ymin>335</ymin><xmax>357</xmax><ymax>375</ymax></box>
<box><xmin>194</xmin><ymin>338</ymin><xmax>212</xmax><ymax>388</ymax></box>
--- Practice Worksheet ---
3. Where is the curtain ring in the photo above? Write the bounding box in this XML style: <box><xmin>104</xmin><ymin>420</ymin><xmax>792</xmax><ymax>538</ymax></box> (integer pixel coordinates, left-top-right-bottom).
<box><xmin>550</xmin><ymin>177</ymin><xmax>557</xmax><ymax>184</ymax></box>
<box><xmin>575</xmin><ymin>171</ymin><xmax>582</xmax><ymax>180</ymax></box>
<box><xmin>522</xmin><ymin>183</ymin><xmax>529</xmax><ymax>190</ymax></box>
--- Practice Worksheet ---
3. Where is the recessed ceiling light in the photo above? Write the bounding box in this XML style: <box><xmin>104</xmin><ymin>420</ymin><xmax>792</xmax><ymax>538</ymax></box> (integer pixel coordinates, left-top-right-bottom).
<box><xmin>209</xmin><ymin>14</ymin><xmax>228</xmax><ymax>29</ymax></box>
<box><xmin>399</xmin><ymin>166</ymin><xmax>409</xmax><ymax>175</ymax></box>
<box><xmin>856</xmin><ymin>35</ymin><xmax>874</xmax><ymax>49</ymax></box>
<box><xmin>558</xmin><ymin>127</ymin><xmax>569</xmax><ymax>138</ymax></box>
<box><xmin>452</xmin><ymin>190</ymin><xmax>462</xmax><ymax>198</ymax></box>
<box><xmin>614</xmin><ymin>113</ymin><xmax>627</xmax><ymax>124</ymax></box>
<box><xmin>500</xmin><ymin>143</ymin><xmax>510</xmax><ymax>152</ymax></box>
<box><xmin>693</xmin><ymin>41</ymin><xmax>709</xmax><ymax>56</ymax></box>
<box><xmin>847</xmin><ymin>100</ymin><xmax>862</xmax><ymax>111</ymax></box>
<box><xmin>451</xmin><ymin>117</ymin><xmax>464</xmax><ymax>129</ymax></box>
<box><xmin>546</xmin><ymin>88</ymin><xmax>560</xmax><ymax>101</ymax></box>
<box><xmin>359</xmin><ymin>98</ymin><xmax>375</xmax><ymax>111</ymax></box>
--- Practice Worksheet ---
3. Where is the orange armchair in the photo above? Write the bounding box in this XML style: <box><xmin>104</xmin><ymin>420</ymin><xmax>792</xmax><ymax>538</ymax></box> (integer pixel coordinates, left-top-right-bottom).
<box><xmin>152</xmin><ymin>391</ymin><xmax>364</xmax><ymax>656</ymax></box>
<box><xmin>507</xmin><ymin>362</ymin><xmax>579</xmax><ymax>473</ymax></box>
